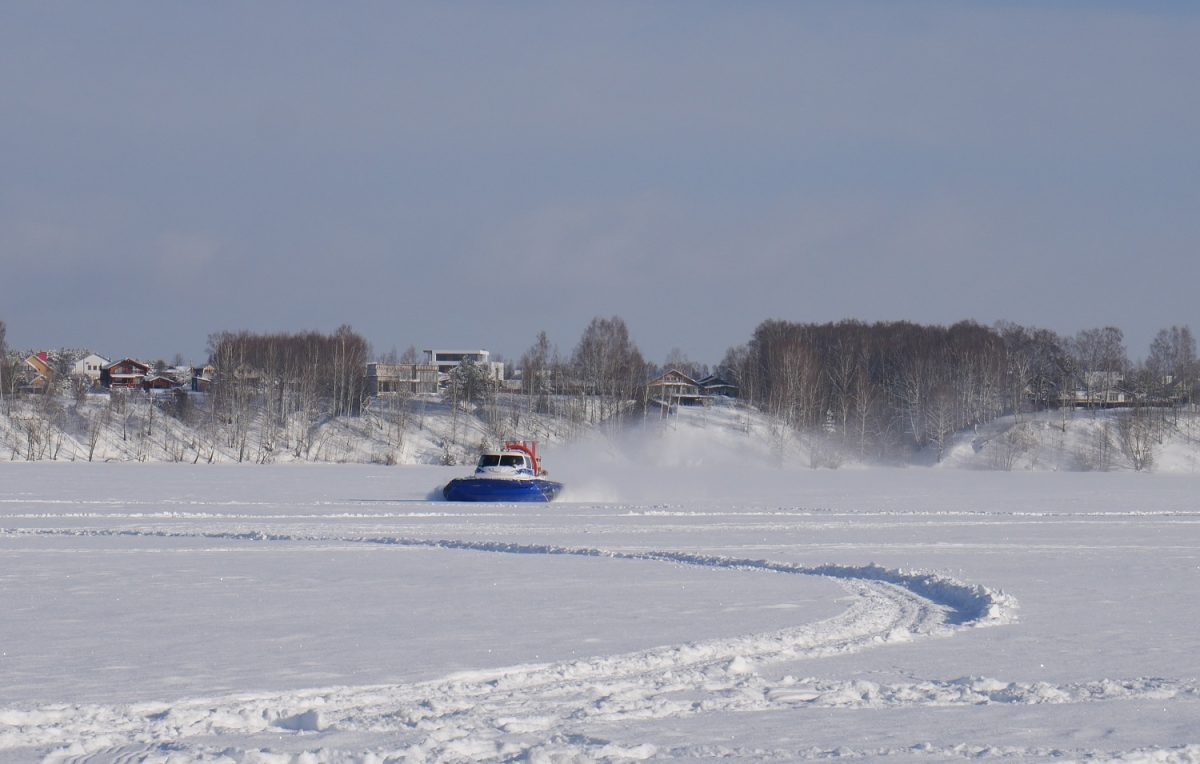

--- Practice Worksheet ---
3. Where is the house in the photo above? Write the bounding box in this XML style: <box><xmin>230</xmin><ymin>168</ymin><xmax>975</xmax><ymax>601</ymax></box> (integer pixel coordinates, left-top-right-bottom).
<box><xmin>423</xmin><ymin>350</ymin><xmax>505</xmax><ymax>384</ymax></box>
<box><xmin>72</xmin><ymin>353</ymin><xmax>110</xmax><ymax>383</ymax></box>
<box><xmin>367</xmin><ymin>362</ymin><xmax>440</xmax><ymax>396</ymax></box>
<box><xmin>142</xmin><ymin>373</ymin><xmax>181</xmax><ymax>391</ymax></box>
<box><xmin>1152</xmin><ymin>374</ymin><xmax>1193</xmax><ymax>406</ymax></box>
<box><xmin>697</xmin><ymin>373</ymin><xmax>739</xmax><ymax>399</ymax></box>
<box><xmin>20</xmin><ymin>352</ymin><xmax>55</xmax><ymax>393</ymax></box>
<box><xmin>647</xmin><ymin>369</ymin><xmax>704</xmax><ymax>407</ymax></box>
<box><xmin>191</xmin><ymin>365</ymin><xmax>216</xmax><ymax>393</ymax></box>
<box><xmin>230</xmin><ymin>364</ymin><xmax>263</xmax><ymax>386</ymax></box>
<box><xmin>101</xmin><ymin>358</ymin><xmax>151</xmax><ymax>390</ymax></box>
<box><xmin>1071</xmin><ymin>370</ymin><xmax>1128</xmax><ymax>407</ymax></box>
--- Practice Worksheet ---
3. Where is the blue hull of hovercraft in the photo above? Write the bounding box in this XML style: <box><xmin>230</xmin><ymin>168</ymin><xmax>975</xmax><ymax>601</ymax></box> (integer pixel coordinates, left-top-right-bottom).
<box><xmin>442</xmin><ymin>477</ymin><xmax>564</xmax><ymax>503</ymax></box>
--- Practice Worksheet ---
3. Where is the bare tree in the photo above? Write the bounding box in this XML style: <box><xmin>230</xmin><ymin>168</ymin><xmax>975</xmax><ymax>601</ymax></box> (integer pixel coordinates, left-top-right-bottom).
<box><xmin>109</xmin><ymin>390</ymin><xmax>134</xmax><ymax>443</ymax></box>
<box><xmin>571</xmin><ymin>316</ymin><xmax>646</xmax><ymax>425</ymax></box>
<box><xmin>738</xmin><ymin>319</ymin><xmax>1013</xmax><ymax>460</ymax></box>
<box><xmin>519</xmin><ymin>330</ymin><xmax>556</xmax><ymax>420</ymax></box>
<box><xmin>1000</xmin><ymin>325</ymin><xmax>1073</xmax><ymax>413</ymax></box>
<box><xmin>331</xmin><ymin>324</ymin><xmax>369</xmax><ymax>417</ymax></box>
<box><xmin>0</xmin><ymin>319</ymin><xmax>9</xmax><ymax>415</ymax></box>
<box><xmin>1117</xmin><ymin>406</ymin><xmax>1157</xmax><ymax>471</ymax></box>
<box><xmin>208</xmin><ymin>334</ymin><xmax>253</xmax><ymax>461</ymax></box>
<box><xmin>823</xmin><ymin>332</ymin><xmax>862</xmax><ymax>443</ymax></box>
<box><xmin>660</xmin><ymin>348</ymin><xmax>707</xmax><ymax>381</ymax></box>
<box><xmin>926</xmin><ymin>382</ymin><xmax>957</xmax><ymax>462</ymax></box>
<box><xmin>520</xmin><ymin>331</ymin><xmax>552</xmax><ymax>396</ymax></box>
<box><xmin>1070</xmin><ymin>327</ymin><xmax>1129</xmax><ymax>408</ymax></box>
<box><xmin>205</xmin><ymin>326</ymin><xmax>371</xmax><ymax>461</ymax></box>
<box><xmin>85</xmin><ymin>405</ymin><xmax>109</xmax><ymax>462</ymax></box>
<box><xmin>1146</xmin><ymin>325</ymin><xmax>1197</xmax><ymax>413</ymax></box>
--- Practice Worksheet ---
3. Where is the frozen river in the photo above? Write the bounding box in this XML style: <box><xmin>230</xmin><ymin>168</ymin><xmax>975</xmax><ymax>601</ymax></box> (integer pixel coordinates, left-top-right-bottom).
<box><xmin>1</xmin><ymin>462</ymin><xmax>1198</xmax><ymax>761</ymax></box>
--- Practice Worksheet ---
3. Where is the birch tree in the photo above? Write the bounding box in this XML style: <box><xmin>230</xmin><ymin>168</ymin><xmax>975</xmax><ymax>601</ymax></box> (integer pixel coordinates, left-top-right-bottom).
<box><xmin>570</xmin><ymin>316</ymin><xmax>646</xmax><ymax>424</ymax></box>
<box><xmin>1070</xmin><ymin>327</ymin><xmax>1128</xmax><ymax>407</ymax></box>
<box><xmin>1146</xmin><ymin>325</ymin><xmax>1196</xmax><ymax>409</ymax></box>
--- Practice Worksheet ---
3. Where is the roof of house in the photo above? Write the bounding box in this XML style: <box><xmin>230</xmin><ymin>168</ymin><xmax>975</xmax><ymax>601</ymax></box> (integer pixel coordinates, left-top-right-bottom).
<box><xmin>103</xmin><ymin>358</ymin><xmax>151</xmax><ymax>372</ymax></box>
<box><xmin>648</xmin><ymin>369</ymin><xmax>700</xmax><ymax>386</ymax></box>
<box><xmin>24</xmin><ymin>353</ymin><xmax>53</xmax><ymax>375</ymax></box>
<box><xmin>697</xmin><ymin>373</ymin><xmax>738</xmax><ymax>388</ymax></box>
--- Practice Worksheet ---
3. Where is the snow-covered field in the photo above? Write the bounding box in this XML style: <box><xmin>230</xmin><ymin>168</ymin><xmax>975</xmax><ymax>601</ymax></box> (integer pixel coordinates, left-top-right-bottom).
<box><xmin>3</xmin><ymin>415</ymin><xmax>1200</xmax><ymax>761</ymax></box>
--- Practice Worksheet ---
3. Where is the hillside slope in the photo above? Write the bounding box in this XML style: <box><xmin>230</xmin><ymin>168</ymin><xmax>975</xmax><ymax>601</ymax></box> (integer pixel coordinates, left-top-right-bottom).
<box><xmin>937</xmin><ymin>408</ymin><xmax>1200</xmax><ymax>473</ymax></box>
<box><xmin>2</xmin><ymin>393</ymin><xmax>1198</xmax><ymax>473</ymax></box>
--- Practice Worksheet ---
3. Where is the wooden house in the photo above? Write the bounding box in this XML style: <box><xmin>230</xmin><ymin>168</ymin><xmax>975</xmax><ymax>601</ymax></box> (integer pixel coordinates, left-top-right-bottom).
<box><xmin>101</xmin><ymin>359</ymin><xmax>151</xmax><ymax>389</ymax></box>
<box><xmin>647</xmin><ymin>370</ymin><xmax>704</xmax><ymax>407</ymax></box>
<box><xmin>142</xmin><ymin>373</ymin><xmax>180</xmax><ymax>391</ymax></box>
<box><xmin>697</xmin><ymin>373</ymin><xmax>739</xmax><ymax>399</ymax></box>
<box><xmin>20</xmin><ymin>352</ymin><xmax>55</xmax><ymax>393</ymax></box>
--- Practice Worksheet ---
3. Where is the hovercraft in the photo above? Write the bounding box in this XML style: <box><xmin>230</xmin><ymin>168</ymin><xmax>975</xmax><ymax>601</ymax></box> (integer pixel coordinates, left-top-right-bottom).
<box><xmin>442</xmin><ymin>440</ymin><xmax>564</xmax><ymax>502</ymax></box>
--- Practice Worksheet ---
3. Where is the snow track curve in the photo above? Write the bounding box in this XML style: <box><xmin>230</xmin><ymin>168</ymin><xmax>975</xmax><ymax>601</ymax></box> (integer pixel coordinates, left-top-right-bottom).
<box><xmin>4</xmin><ymin>525</ymin><xmax>1197</xmax><ymax>762</ymax></box>
<box><xmin>4</xmin><ymin>465</ymin><xmax>1200</xmax><ymax>760</ymax></box>
<box><xmin>0</xmin><ymin>526</ymin><xmax>1023</xmax><ymax>761</ymax></box>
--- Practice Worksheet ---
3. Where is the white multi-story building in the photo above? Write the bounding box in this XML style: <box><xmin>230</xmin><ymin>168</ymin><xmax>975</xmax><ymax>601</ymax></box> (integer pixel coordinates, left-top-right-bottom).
<box><xmin>72</xmin><ymin>354</ymin><xmax>110</xmax><ymax>382</ymax></box>
<box><xmin>423</xmin><ymin>349</ymin><xmax>505</xmax><ymax>383</ymax></box>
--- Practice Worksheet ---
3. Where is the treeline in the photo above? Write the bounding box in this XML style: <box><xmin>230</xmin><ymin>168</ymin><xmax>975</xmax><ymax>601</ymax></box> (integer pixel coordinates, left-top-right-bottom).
<box><xmin>514</xmin><ymin>317</ymin><xmax>646</xmax><ymax>423</ymax></box>
<box><xmin>206</xmin><ymin>326</ymin><xmax>368</xmax><ymax>461</ymax></box>
<box><xmin>5</xmin><ymin>314</ymin><xmax>1199</xmax><ymax>467</ymax></box>
<box><xmin>207</xmin><ymin>326</ymin><xmax>368</xmax><ymax>416</ymax></box>
<box><xmin>720</xmin><ymin>319</ymin><xmax>1198</xmax><ymax>461</ymax></box>
<box><xmin>201</xmin><ymin>318</ymin><xmax>1198</xmax><ymax>465</ymax></box>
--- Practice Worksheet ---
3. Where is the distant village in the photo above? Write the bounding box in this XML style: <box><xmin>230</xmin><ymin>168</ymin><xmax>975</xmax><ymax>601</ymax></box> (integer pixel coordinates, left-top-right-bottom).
<box><xmin>5</xmin><ymin>325</ymin><xmax>1196</xmax><ymax>418</ymax></box>
<box><xmin>6</xmin><ymin>347</ymin><xmax>741</xmax><ymax>410</ymax></box>
<box><xmin>7</xmin><ymin>340</ymin><xmax>1191</xmax><ymax>414</ymax></box>
<box><xmin>366</xmin><ymin>351</ymin><xmax>738</xmax><ymax>407</ymax></box>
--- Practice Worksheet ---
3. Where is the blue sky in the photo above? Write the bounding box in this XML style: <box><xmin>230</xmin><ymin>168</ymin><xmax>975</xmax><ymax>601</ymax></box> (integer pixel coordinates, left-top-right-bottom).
<box><xmin>2</xmin><ymin>2</ymin><xmax>1197</xmax><ymax>366</ymax></box>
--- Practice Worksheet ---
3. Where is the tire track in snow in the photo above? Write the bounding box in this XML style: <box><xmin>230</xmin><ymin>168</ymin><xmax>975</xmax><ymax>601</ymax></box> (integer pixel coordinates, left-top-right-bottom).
<box><xmin>6</xmin><ymin>529</ymin><xmax>1198</xmax><ymax>761</ymax></box>
<box><xmin>0</xmin><ymin>527</ymin><xmax>1011</xmax><ymax>760</ymax></box>
<box><xmin>11</xmin><ymin>672</ymin><xmax>1200</xmax><ymax>763</ymax></box>
<box><xmin>2</xmin><ymin>576</ymin><xmax>929</xmax><ymax>761</ymax></box>
<box><xmin>3</xmin><ymin>525</ymin><xmax>1016</xmax><ymax>625</ymax></box>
